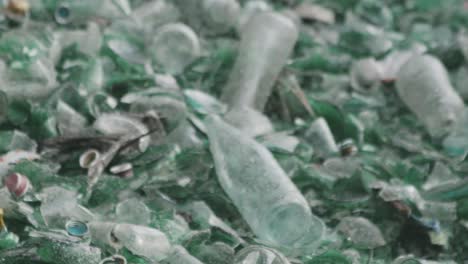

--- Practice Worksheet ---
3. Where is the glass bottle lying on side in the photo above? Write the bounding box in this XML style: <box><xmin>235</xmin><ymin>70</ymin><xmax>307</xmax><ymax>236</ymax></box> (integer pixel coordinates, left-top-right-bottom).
<box><xmin>205</xmin><ymin>115</ymin><xmax>324</xmax><ymax>251</ymax></box>
<box><xmin>396</xmin><ymin>54</ymin><xmax>464</xmax><ymax>138</ymax></box>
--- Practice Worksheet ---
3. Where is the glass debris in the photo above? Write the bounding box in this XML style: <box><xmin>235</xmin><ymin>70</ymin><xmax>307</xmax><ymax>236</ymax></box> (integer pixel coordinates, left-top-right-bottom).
<box><xmin>1</xmin><ymin>0</ymin><xmax>468</xmax><ymax>263</ymax></box>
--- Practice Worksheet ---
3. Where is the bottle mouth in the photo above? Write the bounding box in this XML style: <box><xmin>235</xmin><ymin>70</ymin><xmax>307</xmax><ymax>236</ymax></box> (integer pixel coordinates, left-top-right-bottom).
<box><xmin>79</xmin><ymin>149</ymin><xmax>101</xmax><ymax>169</ymax></box>
<box><xmin>55</xmin><ymin>3</ymin><xmax>72</xmax><ymax>25</ymax></box>
<box><xmin>99</xmin><ymin>254</ymin><xmax>127</xmax><ymax>264</ymax></box>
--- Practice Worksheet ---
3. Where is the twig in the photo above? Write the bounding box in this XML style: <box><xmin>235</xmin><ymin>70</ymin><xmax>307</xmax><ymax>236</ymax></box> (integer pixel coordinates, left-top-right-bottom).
<box><xmin>86</xmin><ymin>126</ymin><xmax>166</xmax><ymax>191</ymax></box>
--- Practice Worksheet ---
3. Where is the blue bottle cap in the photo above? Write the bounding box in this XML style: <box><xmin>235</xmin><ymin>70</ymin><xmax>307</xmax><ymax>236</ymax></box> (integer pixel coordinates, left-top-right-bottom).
<box><xmin>65</xmin><ymin>220</ymin><xmax>89</xmax><ymax>237</ymax></box>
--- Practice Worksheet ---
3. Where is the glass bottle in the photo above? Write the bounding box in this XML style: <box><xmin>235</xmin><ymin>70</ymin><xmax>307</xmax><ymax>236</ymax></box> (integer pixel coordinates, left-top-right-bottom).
<box><xmin>396</xmin><ymin>54</ymin><xmax>464</xmax><ymax>137</ymax></box>
<box><xmin>221</xmin><ymin>12</ymin><xmax>298</xmax><ymax>111</ymax></box>
<box><xmin>205</xmin><ymin>115</ymin><xmax>324</xmax><ymax>249</ymax></box>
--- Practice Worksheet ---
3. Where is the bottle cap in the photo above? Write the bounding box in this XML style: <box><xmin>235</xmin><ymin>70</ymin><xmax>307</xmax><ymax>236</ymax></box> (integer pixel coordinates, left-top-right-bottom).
<box><xmin>66</xmin><ymin>220</ymin><xmax>89</xmax><ymax>237</ymax></box>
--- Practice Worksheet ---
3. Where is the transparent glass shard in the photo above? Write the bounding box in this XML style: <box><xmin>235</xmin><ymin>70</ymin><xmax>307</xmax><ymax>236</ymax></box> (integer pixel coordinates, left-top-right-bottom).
<box><xmin>304</xmin><ymin>118</ymin><xmax>338</xmax><ymax>157</ymax></box>
<box><xmin>93</xmin><ymin>113</ymin><xmax>150</xmax><ymax>152</ymax></box>
<box><xmin>337</xmin><ymin>216</ymin><xmax>385</xmax><ymax>249</ymax></box>
<box><xmin>223</xmin><ymin>106</ymin><xmax>273</xmax><ymax>137</ymax></box>
<box><xmin>115</xmin><ymin>198</ymin><xmax>151</xmax><ymax>226</ymax></box>
<box><xmin>423</xmin><ymin>162</ymin><xmax>459</xmax><ymax>191</ymax></box>
<box><xmin>56</xmin><ymin>100</ymin><xmax>88</xmax><ymax>136</ymax></box>
<box><xmin>350</xmin><ymin>58</ymin><xmax>383</xmax><ymax>91</ymax></box>
<box><xmin>40</xmin><ymin>186</ymin><xmax>95</xmax><ymax>228</ymax></box>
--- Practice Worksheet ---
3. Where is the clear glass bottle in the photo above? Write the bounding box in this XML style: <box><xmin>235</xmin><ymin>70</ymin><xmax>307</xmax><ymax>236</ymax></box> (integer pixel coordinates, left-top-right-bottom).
<box><xmin>54</xmin><ymin>0</ymin><xmax>130</xmax><ymax>25</ymax></box>
<box><xmin>221</xmin><ymin>12</ymin><xmax>298</xmax><ymax>111</ymax></box>
<box><xmin>236</xmin><ymin>0</ymin><xmax>272</xmax><ymax>33</ymax></box>
<box><xmin>89</xmin><ymin>222</ymin><xmax>172</xmax><ymax>262</ymax></box>
<box><xmin>54</xmin><ymin>0</ymin><xmax>104</xmax><ymax>25</ymax></box>
<box><xmin>205</xmin><ymin>115</ymin><xmax>324</xmax><ymax>249</ymax></box>
<box><xmin>113</xmin><ymin>223</ymin><xmax>172</xmax><ymax>261</ymax></box>
<box><xmin>396</xmin><ymin>54</ymin><xmax>464</xmax><ymax>137</ymax></box>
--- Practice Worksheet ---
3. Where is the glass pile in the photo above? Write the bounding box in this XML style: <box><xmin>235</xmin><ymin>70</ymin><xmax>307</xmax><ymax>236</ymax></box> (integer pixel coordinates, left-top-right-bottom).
<box><xmin>1</xmin><ymin>0</ymin><xmax>468</xmax><ymax>263</ymax></box>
